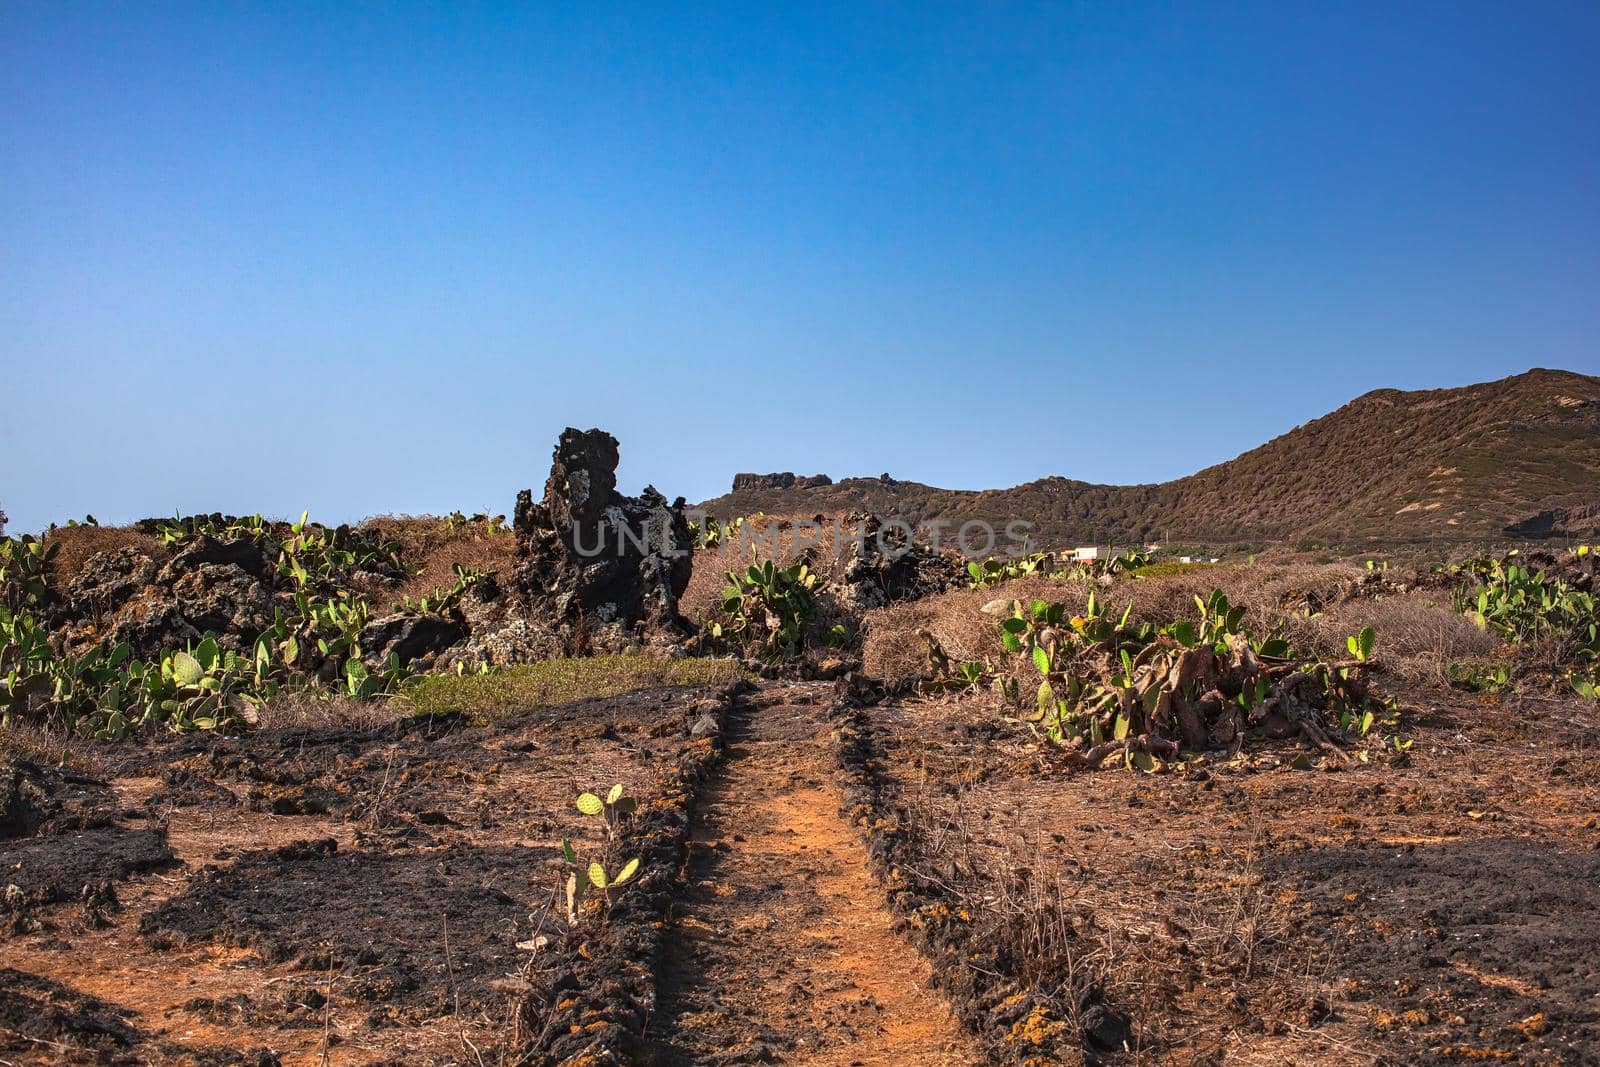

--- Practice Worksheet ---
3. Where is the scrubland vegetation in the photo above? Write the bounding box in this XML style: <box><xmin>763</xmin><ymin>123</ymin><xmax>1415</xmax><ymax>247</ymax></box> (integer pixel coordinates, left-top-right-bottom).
<box><xmin>3</xmin><ymin>449</ymin><xmax>1598</xmax><ymax>1063</ymax></box>
<box><xmin>2</xmin><ymin>513</ymin><xmax>507</xmax><ymax>739</ymax></box>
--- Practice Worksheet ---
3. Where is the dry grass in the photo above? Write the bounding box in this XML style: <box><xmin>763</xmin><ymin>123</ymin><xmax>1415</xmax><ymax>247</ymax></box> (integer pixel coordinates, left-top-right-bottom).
<box><xmin>357</xmin><ymin>514</ymin><xmax>518</xmax><ymax>604</ymax></box>
<box><xmin>390</xmin><ymin>536</ymin><xmax>518</xmax><ymax>605</ymax></box>
<box><xmin>42</xmin><ymin>524</ymin><xmax>166</xmax><ymax>588</ymax></box>
<box><xmin>1103</xmin><ymin>562</ymin><xmax>1368</xmax><ymax>631</ymax></box>
<box><xmin>0</xmin><ymin>721</ymin><xmax>109</xmax><ymax>775</ymax></box>
<box><xmin>250</xmin><ymin>690</ymin><xmax>412</xmax><ymax>732</ymax></box>
<box><xmin>862</xmin><ymin>574</ymin><xmax>1082</xmax><ymax>678</ymax></box>
<box><xmin>359</xmin><ymin>514</ymin><xmax>478</xmax><ymax>561</ymax></box>
<box><xmin>681</xmin><ymin>541</ymin><xmax>750</xmax><ymax>625</ymax></box>
<box><xmin>680</xmin><ymin>512</ymin><xmax>859</xmax><ymax>625</ymax></box>
<box><xmin>1293</xmin><ymin>591</ymin><xmax>1499</xmax><ymax>685</ymax></box>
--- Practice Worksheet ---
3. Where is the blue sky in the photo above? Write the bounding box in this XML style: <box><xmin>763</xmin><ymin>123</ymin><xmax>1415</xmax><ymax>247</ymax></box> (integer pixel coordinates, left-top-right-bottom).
<box><xmin>4</xmin><ymin>2</ymin><xmax>1598</xmax><ymax>533</ymax></box>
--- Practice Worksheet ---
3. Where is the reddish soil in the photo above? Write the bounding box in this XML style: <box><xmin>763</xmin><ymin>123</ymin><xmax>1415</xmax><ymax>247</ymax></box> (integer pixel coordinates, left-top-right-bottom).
<box><xmin>654</xmin><ymin>682</ymin><xmax>976</xmax><ymax>1065</ymax></box>
<box><xmin>0</xmin><ymin>687</ymin><xmax>728</xmax><ymax>1065</ymax></box>
<box><xmin>5</xmin><ymin>678</ymin><xmax>1597</xmax><ymax>1065</ymax></box>
<box><xmin>850</xmin><ymin>685</ymin><xmax>1600</xmax><ymax>1064</ymax></box>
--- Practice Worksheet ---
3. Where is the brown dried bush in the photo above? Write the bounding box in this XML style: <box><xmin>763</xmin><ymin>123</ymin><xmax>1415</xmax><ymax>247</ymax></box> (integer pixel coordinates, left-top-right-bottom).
<box><xmin>357</xmin><ymin>515</ymin><xmax>518</xmax><ymax>605</ymax></box>
<box><xmin>680</xmin><ymin>513</ymin><xmax>857</xmax><ymax>625</ymax></box>
<box><xmin>0</xmin><ymin>721</ymin><xmax>109</xmax><ymax>775</ymax></box>
<box><xmin>42</xmin><ymin>524</ymin><xmax>167</xmax><ymax>589</ymax></box>
<box><xmin>250</xmin><ymin>690</ymin><xmax>409</xmax><ymax>731</ymax></box>
<box><xmin>681</xmin><ymin>541</ymin><xmax>756</xmax><ymax>626</ymax></box>
<box><xmin>862</xmin><ymin>574</ymin><xmax>1087</xmax><ymax>679</ymax></box>
<box><xmin>389</xmin><ymin>536</ymin><xmax>518</xmax><ymax>605</ymax></box>
<box><xmin>359</xmin><ymin>514</ymin><xmax>468</xmax><ymax>561</ymax></box>
<box><xmin>1290</xmin><ymin>590</ymin><xmax>1498</xmax><ymax>684</ymax></box>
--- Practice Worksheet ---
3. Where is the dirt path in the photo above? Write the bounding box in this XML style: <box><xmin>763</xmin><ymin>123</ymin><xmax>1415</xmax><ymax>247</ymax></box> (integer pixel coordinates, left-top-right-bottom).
<box><xmin>653</xmin><ymin>681</ymin><xmax>976</xmax><ymax>1065</ymax></box>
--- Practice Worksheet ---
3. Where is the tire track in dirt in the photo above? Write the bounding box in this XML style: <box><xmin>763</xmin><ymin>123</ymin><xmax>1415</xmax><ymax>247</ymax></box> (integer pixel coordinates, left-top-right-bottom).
<box><xmin>653</xmin><ymin>681</ymin><xmax>977</xmax><ymax>1065</ymax></box>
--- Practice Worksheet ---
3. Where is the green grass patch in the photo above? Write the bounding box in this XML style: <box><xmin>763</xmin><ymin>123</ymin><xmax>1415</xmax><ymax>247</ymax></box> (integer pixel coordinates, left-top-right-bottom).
<box><xmin>400</xmin><ymin>655</ymin><xmax>743</xmax><ymax>723</ymax></box>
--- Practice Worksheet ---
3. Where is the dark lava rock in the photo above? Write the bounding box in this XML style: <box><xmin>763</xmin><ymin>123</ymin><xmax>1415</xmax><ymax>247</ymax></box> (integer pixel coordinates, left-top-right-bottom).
<box><xmin>1081</xmin><ymin>1002</ymin><xmax>1133</xmax><ymax>1053</ymax></box>
<box><xmin>60</xmin><ymin>535</ymin><xmax>279</xmax><ymax>658</ymax></box>
<box><xmin>360</xmin><ymin>612</ymin><xmax>466</xmax><ymax>669</ymax></box>
<box><xmin>730</xmin><ymin>472</ymin><xmax>832</xmax><ymax>492</ymax></box>
<box><xmin>514</xmin><ymin>428</ymin><xmax>693</xmax><ymax>640</ymax></box>
<box><xmin>159</xmin><ymin>535</ymin><xmax>274</xmax><ymax>580</ymax></box>
<box><xmin>832</xmin><ymin>511</ymin><xmax>964</xmax><ymax>613</ymax></box>
<box><xmin>165</xmin><ymin>564</ymin><xmax>275</xmax><ymax>637</ymax></box>
<box><xmin>63</xmin><ymin>546</ymin><xmax>158</xmax><ymax>617</ymax></box>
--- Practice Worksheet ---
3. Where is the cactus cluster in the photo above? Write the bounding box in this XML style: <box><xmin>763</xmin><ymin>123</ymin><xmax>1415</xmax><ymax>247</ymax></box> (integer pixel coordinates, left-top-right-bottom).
<box><xmin>0</xmin><ymin>534</ymin><xmax>57</xmax><ymax>613</ymax></box>
<box><xmin>2</xmin><ymin>608</ymin><xmax>272</xmax><ymax>739</ymax></box>
<box><xmin>712</xmin><ymin>559</ymin><xmax>819</xmax><ymax>659</ymax></box>
<box><xmin>980</xmin><ymin>588</ymin><xmax>1391</xmax><ymax>770</ymax></box>
<box><xmin>153</xmin><ymin>510</ymin><xmax>405</xmax><ymax>589</ymax></box>
<box><xmin>691</xmin><ymin>515</ymin><xmax>746</xmax><ymax>550</ymax></box>
<box><xmin>966</xmin><ymin>548</ymin><xmax>1153</xmax><ymax>590</ymax></box>
<box><xmin>441</xmin><ymin>510</ymin><xmax>507</xmax><ymax>535</ymax></box>
<box><xmin>1450</xmin><ymin>546</ymin><xmax>1598</xmax><ymax>698</ymax></box>
<box><xmin>394</xmin><ymin>563</ymin><xmax>488</xmax><ymax>616</ymax></box>
<box><xmin>0</xmin><ymin>514</ymin><xmax>464</xmax><ymax>739</ymax></box>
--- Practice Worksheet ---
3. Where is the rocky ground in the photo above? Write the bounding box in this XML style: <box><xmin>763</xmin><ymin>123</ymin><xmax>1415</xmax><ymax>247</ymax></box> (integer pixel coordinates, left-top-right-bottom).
<box><xmin>5</xmin><ymin>672</ymin><xmax>1596</xmax><ymax>1065</ymax></box>
<box><xmin>1</xmin><ymin>682</ymin><xmax>737</xmax><ymax>1065</ymax></box>
<box><xmin>836</xmin><ymin>684</ymin><xmax>1600</xmax><ymax>1064</ymax></box>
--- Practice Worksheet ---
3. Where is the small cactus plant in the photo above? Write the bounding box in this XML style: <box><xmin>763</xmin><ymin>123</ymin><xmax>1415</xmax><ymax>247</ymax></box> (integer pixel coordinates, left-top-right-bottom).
<box><xmin>562</xmin><ymin>784</ymin><xmax>642</xmax><ymax>924</ymax></box>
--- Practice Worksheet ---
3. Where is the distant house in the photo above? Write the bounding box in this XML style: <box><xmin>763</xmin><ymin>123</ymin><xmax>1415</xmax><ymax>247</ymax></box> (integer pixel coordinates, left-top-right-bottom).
<box><xmin>1067</xmin><ymin>545</ymin><xmax>1124</xmax><ymax>563</ymax></box>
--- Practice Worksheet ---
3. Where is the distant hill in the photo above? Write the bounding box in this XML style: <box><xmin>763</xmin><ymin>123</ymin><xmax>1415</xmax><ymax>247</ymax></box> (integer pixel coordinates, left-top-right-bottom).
<box><xmin>697</xmin><ymin>369</ymin><xmax>1600</xmax><ymax>545</ymax></box>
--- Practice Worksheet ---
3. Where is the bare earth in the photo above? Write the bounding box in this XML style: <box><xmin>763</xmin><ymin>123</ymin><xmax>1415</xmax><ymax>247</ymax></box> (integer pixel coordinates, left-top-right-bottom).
<box><xmin>654</xmin><ymin>681</ymin><xmax>976</xmax><ymax>1065</ymax></box>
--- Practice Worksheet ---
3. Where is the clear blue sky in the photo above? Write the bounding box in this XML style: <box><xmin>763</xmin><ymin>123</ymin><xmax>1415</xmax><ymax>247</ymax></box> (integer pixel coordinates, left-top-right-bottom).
<box><xmin>4</xmin><ymin>2</ymin><xmax>1598</xmax><ymax>533</ymax></box>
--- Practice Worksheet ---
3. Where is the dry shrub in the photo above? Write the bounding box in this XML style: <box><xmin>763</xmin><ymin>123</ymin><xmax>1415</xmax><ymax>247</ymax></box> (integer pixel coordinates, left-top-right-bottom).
<box><xmin>0</xmin><ymin>722</ymin><xmax>109</xmax><ymax>776</ymax></box>
<box><xmin>1497</xmin><ymin>633</ymin><xmax>1584</xmax><ymax>687</ymax></box>
<box><xmin>1109</xmin><ymin>562</ymin><xmax>1370</xmax><ymax>631</ymax></box>
<box><xmin>42</xmin><ymin>525</ymin><xmax>166</xmax><ymax>589</ymax></box>
<box><xmin>389</xmin><ymin>536</ymin><xmax>518</xmax><ymax>605</ymax></box>
<box><xmin>680</xmin><ymin>512</ymin><xmax>859</xmax><ymax>625</ymax></box>
<box><xmin>681</xmin><ymin>541</ymin><xmax>756</xmax><ymax>626</ymax></box>
<box><xmin>359</xmin><ymin>514</ymin><xmax>470</xmax><ymax>561</ymax></box>
<box><xmin>1292</xmin><ymin>590</ymin><xmax>1498</xmax><ymax>684</ymax></box>
<box><xmin>357</xmin><ymin>514</ymin><xmax>518</xmax><ymax>605</ymax></box>
<box><xmin>862</xmin><ymin>575</ymin><xmax>1089</xmax><ymax>678</ymax></box>
<box><xmin>250</xmin><ymin>690</ymin><xmax>409</xmax><ymax>732</ymax></box>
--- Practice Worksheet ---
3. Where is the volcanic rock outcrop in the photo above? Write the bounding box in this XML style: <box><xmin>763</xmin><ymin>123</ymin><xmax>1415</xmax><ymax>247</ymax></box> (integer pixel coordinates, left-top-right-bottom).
<box><xmin>831</xmin><ymin>512</ymin><xmax>963</xmax><ymax>614</ymax></box>
<box><xmin>1506</xmin><ymin>502</ymin><xmax>1600</xmax><ymax>540</ymax></box>
<box><xmin>730</xmin><ymin>472</ymin><xmax>833</xmax><ymax>493</ymax></box>
<box><xmin>514</xmin><ymin>428</ymin><xmax>693</xmax><ymax>648</ymax></box>
<box><xmin>59</xmin><ymin>537</ymin><xmax>278</xmax><ymax>658</ymax></box>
